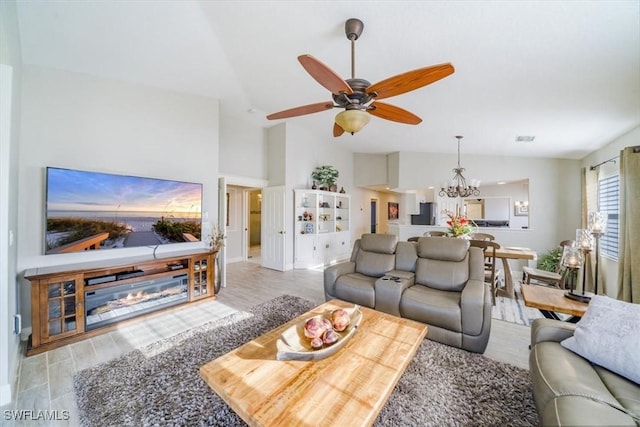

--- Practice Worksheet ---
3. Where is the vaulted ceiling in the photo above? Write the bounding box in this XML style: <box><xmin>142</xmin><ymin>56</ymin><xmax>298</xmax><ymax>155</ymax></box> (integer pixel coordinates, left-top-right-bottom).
<box><xmin>14</xmin><ymin>1</ymin><xmax>640</xmax><ymax>159</ymax></box>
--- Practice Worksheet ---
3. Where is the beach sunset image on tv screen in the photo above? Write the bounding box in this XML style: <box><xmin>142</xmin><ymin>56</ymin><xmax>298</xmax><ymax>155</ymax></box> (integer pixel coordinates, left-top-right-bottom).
<box><xmin>45</xmin><ymin>167</ymin><xmax>203</xmax><ymax>255</ymax></box>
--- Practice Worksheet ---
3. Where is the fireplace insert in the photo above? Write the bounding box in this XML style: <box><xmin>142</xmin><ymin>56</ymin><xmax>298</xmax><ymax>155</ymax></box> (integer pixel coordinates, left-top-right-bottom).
<box><xmin>84</xmin><ymin>273</ymin><xmax>188</xmax><ymax>330</ymax></box>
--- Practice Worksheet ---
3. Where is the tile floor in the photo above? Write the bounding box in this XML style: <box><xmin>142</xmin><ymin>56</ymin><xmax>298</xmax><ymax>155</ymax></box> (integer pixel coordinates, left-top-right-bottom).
<box><xmin>1</xmin><ymin>260</ymin><xmax>531</xmax><ymax>426</ymax></box>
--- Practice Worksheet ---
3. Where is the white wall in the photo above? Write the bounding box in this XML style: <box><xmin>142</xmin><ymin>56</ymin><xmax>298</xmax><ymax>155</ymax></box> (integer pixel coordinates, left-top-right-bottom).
<box><xmin>17</xmin><ymin>66</ymin><xmax>220</xmax><ymax>326</ymax></box>
<box><xmin>353</xmin><ymin>153</ymin><xmax>387</xmax><ymax>187</ymax></box>
<box><xmin>219</xmin><ymin>113</ymin><xmax>266</xmax><ymax>180</ymax></box>
<box><xmin>266</xmin><ymin>124</ymin><xmax>286</xmax><ymax>185</ymax></box>
<box><xmin>0</xmin><ymin>0</ymin><xmax>22</xmax><ymax>406</ymax></box>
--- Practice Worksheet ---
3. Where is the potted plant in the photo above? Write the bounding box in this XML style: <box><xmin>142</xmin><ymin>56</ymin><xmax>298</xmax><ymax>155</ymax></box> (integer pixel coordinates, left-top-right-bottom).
<box><xmin>537</xmin><ymin>247</ymin><xmax>563</xmax><ymax>272</ymax></box>
<box><xmin>311</xmin><ymin>166</ymin><xmax>339</xmax><ymax>191</ymax></box>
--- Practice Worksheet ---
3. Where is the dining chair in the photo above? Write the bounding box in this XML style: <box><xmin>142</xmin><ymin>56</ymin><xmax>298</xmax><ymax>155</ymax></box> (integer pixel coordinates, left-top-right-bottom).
<box><xmin>469</xmin><ymin>240</ymin><xmax>501</xmax><ymax>305</ymax></box>
<box><xmin>407</xmin><ymin>236</ymin><xmax>420</xmax><ymax>242</ymax></box>
<box><xmin>423</xmin><ymin>231</ymin><xmax>447</xmax><ymax>237</ymax></box>
<box><xmin>522</xmin><ymin>240</ymin><xmax>574</xmax><ymax>288</ymax></box>
<box><xmin>470</xmin><ymin>233</ymin><xmax>497</xmax><ymax>273</ymax></box>
<box><xmin>470</xmin><ymin>232</ymin><xmax>495</xmax><ymax>241</ymax></box>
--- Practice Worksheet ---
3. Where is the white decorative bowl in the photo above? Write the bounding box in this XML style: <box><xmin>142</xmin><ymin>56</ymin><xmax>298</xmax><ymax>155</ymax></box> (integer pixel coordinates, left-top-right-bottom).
<box><xmin>276</xmin><ymin>305</ymin><xmax>363</xmax><ymax>361</ymax></box>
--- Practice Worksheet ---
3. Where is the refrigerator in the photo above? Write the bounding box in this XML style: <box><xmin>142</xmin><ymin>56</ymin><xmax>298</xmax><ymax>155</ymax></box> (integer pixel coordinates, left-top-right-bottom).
<box><xmin>410</xmin><ymin>202</ymin><xmax>436</xmax><ymax>225</ymax></box>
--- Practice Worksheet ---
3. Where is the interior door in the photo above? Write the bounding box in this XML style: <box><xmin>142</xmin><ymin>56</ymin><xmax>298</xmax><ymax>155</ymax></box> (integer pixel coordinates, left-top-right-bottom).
<box><xmin>261</xmin><ymin>185</ymin><xmax>286</xmax><ymax>271</ymax></box>
<box><xmin>370</xmin><ymin>199</ymin><xmax>378</xmax><ymax>233</ymax></box>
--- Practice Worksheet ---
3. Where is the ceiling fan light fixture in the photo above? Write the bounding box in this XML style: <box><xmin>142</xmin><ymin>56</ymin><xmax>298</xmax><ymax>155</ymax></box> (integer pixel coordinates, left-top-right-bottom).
<box><xmin>335</xmin><ymin>109</ymin><xmax>370</xmax><ymax>135</ymax></box>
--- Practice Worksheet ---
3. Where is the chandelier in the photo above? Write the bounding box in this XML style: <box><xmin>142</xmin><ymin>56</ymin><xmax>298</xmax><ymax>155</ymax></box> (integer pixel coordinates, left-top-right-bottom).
<box><xmin>439</xmin><ymin>135</ymin><xmax>480</xmax><ymax>198</ymax></box>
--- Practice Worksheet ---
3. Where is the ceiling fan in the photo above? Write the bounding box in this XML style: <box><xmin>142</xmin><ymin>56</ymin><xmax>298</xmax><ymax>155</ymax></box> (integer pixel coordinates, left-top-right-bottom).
<box><xmin>266</xmin><ymin>18</ymin><xmax>455</xmax><ymax>137</ymax></box>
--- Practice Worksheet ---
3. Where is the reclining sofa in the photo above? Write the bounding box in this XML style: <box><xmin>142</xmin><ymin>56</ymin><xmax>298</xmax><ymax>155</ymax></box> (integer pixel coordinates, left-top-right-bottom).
<box><xmin>324</xmin><ymin>234</ymin><xmax>492</xmax><ymax>353</ymax></box>
<box><xmin>529</xmin><ymin>319</ymin><xmax>640</xmax><ymax>426</ymax></box>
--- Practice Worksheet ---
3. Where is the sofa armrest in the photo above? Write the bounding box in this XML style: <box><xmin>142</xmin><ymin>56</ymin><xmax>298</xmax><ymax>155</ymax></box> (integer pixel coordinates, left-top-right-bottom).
<box><xmin>324</xmin><ymin>261</ymin><xmax>355</xmax><ymax>300</ymax></box>
<box><xmin>460</xmin><ymin>279</ymin><xmax>487</xmax><ymax>336</ymax></box>
<box><xmin>531</xmin><ymin>318</ymin><xmax>576</xmax><ymax>346</ymax></box>
<box><xmin>375</xmin><ymin>272</ymin><xmax>415</xmax><ymax>316</ymax></box>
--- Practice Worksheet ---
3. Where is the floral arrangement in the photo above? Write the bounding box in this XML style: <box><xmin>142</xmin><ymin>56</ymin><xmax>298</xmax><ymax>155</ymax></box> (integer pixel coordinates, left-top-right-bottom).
<box><xmin>208</xmin><ymin>223</ymin><xmax>225</xmax><ymax>253</ymax></box>
<box><xmin>442</xmin><ymin>209</ymin><xmax>476</xmax><ymax>237</ymax></box>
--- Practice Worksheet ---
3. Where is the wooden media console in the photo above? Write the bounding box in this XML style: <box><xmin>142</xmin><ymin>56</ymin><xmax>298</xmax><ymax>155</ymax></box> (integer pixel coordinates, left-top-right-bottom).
<box><xmin>24</xmin><ymin>250</ymin><xmax>217</xmax><ymax>355</ymax></box>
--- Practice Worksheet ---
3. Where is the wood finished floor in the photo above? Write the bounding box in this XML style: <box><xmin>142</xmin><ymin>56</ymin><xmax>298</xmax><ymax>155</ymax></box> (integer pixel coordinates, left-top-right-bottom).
<box><xmin>2</xmin><ymin>261</ymin><xmax>532</xmax><ymax>426</ymax></box>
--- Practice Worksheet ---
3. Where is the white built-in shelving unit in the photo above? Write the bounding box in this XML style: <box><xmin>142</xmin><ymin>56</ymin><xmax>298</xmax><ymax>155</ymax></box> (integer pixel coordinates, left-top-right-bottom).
<box><xmin>294</xmin><ymin>189</ymin><xmax>351</xmax><ymax>269</ymax></box>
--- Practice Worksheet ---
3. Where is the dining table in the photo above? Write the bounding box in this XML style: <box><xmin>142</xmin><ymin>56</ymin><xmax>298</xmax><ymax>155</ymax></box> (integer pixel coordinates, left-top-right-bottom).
<box><xmin>494</xmin><ymin>246</ymin><xmax>537</xmax><ymax>299</ymax></box>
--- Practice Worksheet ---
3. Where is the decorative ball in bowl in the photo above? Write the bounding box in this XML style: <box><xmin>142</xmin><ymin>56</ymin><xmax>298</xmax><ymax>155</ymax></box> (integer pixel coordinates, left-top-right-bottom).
<box><xmin>276</xmin><ymin>305</ymin><xmax>362</xmax><ymax>361</ymax></box>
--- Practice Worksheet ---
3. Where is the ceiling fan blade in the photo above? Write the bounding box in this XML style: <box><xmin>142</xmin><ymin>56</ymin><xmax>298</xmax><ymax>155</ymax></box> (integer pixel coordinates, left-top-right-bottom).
<box><xmin>367</xmin><ymin>63</ymin><xmax>454</xmax><ymax>100</ymax></box>
<box><xmin>267</xmin><ymin>101</ymin><xmax>334</xmax><ymax>120</ymax></box>
<box><xmin>333</xmin><ymin>122</ymin><xmax>345</xmax><ymax>137</ymax></box>
<box><xmin>298</xmin><ymin>55</ymin><xmax>354</xmax><ymax>95</ymax></box>
<box><xmin>368</xmin><ymin>101</ymin><xmax>422</xmax><ymax>124</ymax></box>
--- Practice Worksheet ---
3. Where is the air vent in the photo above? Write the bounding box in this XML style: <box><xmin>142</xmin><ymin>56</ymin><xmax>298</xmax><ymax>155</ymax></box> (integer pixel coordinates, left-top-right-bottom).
<box><xmin>516</xmin><ymin>136</ymin><xmax>535</xmax><ymax>142</ymax></box>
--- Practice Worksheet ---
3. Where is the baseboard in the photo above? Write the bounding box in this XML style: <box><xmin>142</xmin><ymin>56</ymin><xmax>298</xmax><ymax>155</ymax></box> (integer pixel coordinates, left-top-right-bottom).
<box><xmin>20</xmin><ymin>326</ymin><xmax>31</xmax><ymax>342</ymax></box>
<box><xmin>0</xmin><ymin>381</ymin><xmax>11</xmax><ymax>406</ymax></box>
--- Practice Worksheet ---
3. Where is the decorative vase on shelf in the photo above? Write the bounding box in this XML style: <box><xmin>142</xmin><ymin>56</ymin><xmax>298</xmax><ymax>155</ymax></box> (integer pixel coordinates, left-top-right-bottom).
<box><xmin>330</xmin><ymin>184</ymin><xmax>338</xmax><ymax>192</ymax></box>
<box><xmin>311</xmin><ymin>181</ymin><xmax>317</xmax><ymax>190</ymax></box>
<box><xmin>339</xmin><ymin>187</ymin><xmax>346</xmax><ymax>194</ymax></box>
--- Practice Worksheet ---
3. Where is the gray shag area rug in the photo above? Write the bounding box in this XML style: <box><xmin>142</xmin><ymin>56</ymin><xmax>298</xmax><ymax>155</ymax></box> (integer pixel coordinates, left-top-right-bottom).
<box><xmin>73</xmin><ymin>295</ymin><xmax>539</xmax><ymax>426</ymax></box>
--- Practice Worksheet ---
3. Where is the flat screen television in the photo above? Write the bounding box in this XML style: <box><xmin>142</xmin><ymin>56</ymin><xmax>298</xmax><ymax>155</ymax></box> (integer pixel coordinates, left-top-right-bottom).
<box><xmin>45</xmin><ymin>167</ymin><xmax>203</xmax><ymax>255</ymax></box>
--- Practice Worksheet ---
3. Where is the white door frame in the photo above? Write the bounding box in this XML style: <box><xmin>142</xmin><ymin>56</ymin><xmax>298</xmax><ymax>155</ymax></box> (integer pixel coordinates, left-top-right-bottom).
<box><xmin>219</xmin><ymin>174</ymin><xmax>268</xmax><ymax>264</ymax></box>
<box><xmin>218</xmin><ymin>177</ymin><xmax>227</xmax><ymax>288</ymax></box>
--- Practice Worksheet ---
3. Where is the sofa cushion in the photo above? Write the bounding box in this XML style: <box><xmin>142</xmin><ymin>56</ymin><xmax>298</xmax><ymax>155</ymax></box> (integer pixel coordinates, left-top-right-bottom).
<box><xmin>395</xmin><ymin>241</ymin><xmax>418</xmax><ymax>272</ymax></box>
<box><xmin>530</xmin><ymin>342</ymin><xmax>625</xmax><ymax>414</ymax></box>
<box><xmin>530</xmin><ymin>341</ymin><xmax>639</xmax><ymax>426</ymax></box>
<box><xmin>359</xmin><ymin>233</ymin><xmax>398</xmax><ymax>254</ymax></box>
<box><xmin>355</xmin><ymin>251</ymin><xmax>396</xmax><ymax>278</ymax></box>
<box><xmin>334</xmin><ymin>273</ymin><xmax>376</xmax><ymax>308</ymax></box>
<box><xmin>400</xmin><ymin>285</ymin><xmax>462</xmax><ymax>332</ymax></box>
<box><xmin>561</xmin><ymin>295</ymin><xmax>640</xmax><ymax>384</ymax></box>
<box><xmin>594</xmin><ymin>365</ymin><xmax>640</xmax><ymax>417</ymax></box>
<box><xmin>415</xmin><ymin>257</ymin><xmax>469</xmax><ymax>292</ymax></box>
<box><xmin>540</xmin><ymin>395</ymin><xmax>636</xmax><ymax>427</ymax></box>
<box><xmin>418</xmin><ymin>237</ymin><xmax>469</xmax><ymax>261</ymax></box>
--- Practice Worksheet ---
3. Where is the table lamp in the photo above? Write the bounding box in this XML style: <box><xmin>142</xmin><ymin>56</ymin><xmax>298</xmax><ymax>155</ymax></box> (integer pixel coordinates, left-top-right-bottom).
<box><xmin>562</xmin><ymin>244</ymin><xmax>584</xmax><ymax>302</ymax></box>
<box><xmin>565</xmin><ymin>229</ymin><xmax>593</xmax><ymax>303</ymax></box>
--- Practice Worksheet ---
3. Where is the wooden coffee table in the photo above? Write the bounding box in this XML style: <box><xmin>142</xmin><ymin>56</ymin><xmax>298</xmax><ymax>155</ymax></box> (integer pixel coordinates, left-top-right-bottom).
<box><xmin>521</xmin><ymin>284</ymin><xmax>589</xmax><ymax>322</ymax></box>
<box><xmin>200</xmin><ymin>299</ymin><xmax>428</xmax><ymax>427</ymax></box>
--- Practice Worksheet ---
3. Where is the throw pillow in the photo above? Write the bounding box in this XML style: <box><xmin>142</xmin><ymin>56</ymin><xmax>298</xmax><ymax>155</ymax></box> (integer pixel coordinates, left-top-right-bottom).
<box><xmin>561</xmin><ymin>295</ymin><xmax>640</xmax><ymax>384</ymax></box>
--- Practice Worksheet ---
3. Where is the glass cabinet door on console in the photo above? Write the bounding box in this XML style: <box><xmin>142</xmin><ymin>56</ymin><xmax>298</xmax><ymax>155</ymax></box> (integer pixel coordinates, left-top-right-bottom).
<box><xmin>37</xmin><ymin>274</ymin><xmax>84</xmax><ymax>345</ymax></box>
<box><xmin>191</xmin><ymin>254</ymin><xmax>214</xmax><ymax>300</ymax></box>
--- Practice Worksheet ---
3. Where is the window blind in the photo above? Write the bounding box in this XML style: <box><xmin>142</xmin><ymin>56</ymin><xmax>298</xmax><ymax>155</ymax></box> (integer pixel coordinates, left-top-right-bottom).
<box><xmin>598</xmin><ymin>175</ymin><xmax>619</xmax><ymax>259</ymax></box>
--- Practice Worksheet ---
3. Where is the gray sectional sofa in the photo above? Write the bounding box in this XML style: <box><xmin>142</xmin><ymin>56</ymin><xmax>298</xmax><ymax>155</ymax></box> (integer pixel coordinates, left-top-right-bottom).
<box><xmin>324</xmin><ymin>233</ymin><xmax>492</xmax><ymax>353</ymax></box>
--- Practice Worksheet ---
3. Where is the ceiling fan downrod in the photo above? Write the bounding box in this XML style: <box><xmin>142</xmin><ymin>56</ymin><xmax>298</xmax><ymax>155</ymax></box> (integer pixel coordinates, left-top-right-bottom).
<box><xmin>345</xmin><ymin>18</ymin><xmax>364</xmax><ymax>79</ymax></box>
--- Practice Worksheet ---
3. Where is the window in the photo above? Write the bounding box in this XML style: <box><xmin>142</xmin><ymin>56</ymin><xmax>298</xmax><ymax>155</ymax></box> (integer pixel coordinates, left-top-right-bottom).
<box><xmin>598</xmin><ymin>175</ymin><xmax>619</xmax><ymax>259</ymax></box>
